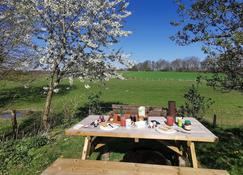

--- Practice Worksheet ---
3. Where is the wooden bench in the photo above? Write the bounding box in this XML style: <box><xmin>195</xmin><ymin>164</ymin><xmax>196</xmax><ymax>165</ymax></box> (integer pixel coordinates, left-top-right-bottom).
<box><xmin>111</xmin><ymin>104</ymin><xmax>167</xmax><ymax>116</ymax></box>
<box><xmin>41</xmin><ymin>158</ymin><xmax>229</xmax><ymax>175</ymax></box>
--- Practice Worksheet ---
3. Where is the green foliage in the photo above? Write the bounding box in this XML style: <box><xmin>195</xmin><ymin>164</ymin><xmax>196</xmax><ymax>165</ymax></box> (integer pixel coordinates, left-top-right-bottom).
<box><xmin>0</xmin><ymin>134</ymin><xmax>50</xmax><ymax>174</ymax></box>
<box><xmin>87</xmin><ymin>91</ymin><xmax>102</xmax><ymax>114</ymax></box>
<box><xmin>197</xmin><ymin>125</ymin><xmax>243</xmax><ymax>175</ymax></box>
<box><xmin>172</xmin><ymin>0</ymin><xmax>243</xmax><ymax>91</ymax></box>
<box><xmin>182</xmin><ymin>77</ymin><xmax>214</xmax><ymax>119</ymax></box>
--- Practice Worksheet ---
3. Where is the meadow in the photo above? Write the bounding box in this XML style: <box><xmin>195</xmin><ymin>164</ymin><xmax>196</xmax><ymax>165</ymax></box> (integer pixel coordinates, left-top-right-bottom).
<box><xmin>0</xmin><ymin>71</ymin><xmax>243</xmax><ymax>175</ymax></box>
<box><xmin>1</xmin><ymin>71</ymin><xmax>242</xmax><ymax>128</ymax></box>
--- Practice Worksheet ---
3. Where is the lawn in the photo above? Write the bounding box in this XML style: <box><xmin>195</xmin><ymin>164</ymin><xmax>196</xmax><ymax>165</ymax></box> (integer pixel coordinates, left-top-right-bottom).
<box><xmin>0</xmin><ymin>71</ymin><xmax>243</xmax><ymax>175</ymax></box>
<box><xmin>2</xmin><ymin>71</ymin><xmax>242</xmax><ymax>127</ymax></box>
<box><xmin>123</xmin><ymin>71</ymin><xmax>207</xmax><ymax>80</ymax></box>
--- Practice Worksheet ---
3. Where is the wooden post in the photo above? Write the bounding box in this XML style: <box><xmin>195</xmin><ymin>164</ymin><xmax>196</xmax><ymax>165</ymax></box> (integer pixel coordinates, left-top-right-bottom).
<box><xmin>213</xmin><ymin>114</ymin><xmax>217</xmax><ymax>128</ymax></box>
<box><xmin>11</xmin><ymin>110</ymin><xmax>18</xmax><ymax>139</ymax></box>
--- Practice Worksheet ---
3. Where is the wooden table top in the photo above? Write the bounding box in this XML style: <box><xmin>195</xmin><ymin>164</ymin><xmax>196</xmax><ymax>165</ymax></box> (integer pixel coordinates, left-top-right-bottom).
<box><xmin>65</xmin><ymin>115</ymin><xmax>218</xmax><ymax>142</ymax></box>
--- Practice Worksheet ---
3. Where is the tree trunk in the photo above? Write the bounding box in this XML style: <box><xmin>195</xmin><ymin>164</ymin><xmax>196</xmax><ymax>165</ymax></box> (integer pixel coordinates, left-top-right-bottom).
<box><xmin>43</xmin><ymin>87</ymin><xmax>54</xmax><ymax>130</ymax></box>
<box><xmin>42</xmin><ymin>55</ymin><xmax>62</xmax><ymax>130</ymax></box>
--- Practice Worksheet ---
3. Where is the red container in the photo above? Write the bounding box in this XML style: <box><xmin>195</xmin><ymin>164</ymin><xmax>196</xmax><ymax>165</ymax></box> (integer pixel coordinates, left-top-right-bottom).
<box><xmin>114</xmin><ymin>114</ymin><xmax>120</xmax><ymax>122</ymax></box>
<box><xmin>121</xmin><ymin>117</ymin><xmax>126</xmax><ymax>127</ymax></box>
<box><xmin>166</xmin><ymin>116</ymin><xmax>174</xmax><ymax>126</ymax></box>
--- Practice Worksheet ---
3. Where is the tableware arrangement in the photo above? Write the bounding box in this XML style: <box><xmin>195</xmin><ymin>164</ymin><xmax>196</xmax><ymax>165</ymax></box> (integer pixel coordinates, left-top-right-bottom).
<box><xmin>156</xmin><ymin>124</ymin><xmax>176</xmax><ymax>134</ymax></box>
<box><xmin>135</xmin><ymin>120</ymin><xmax>147</xmax><ymax>128</ymax></box>
<box><xmin>99</xmin><ymin>122</ymin><xmax>120</xmax><ymax>131</ymax></box>
<box><xmin>166</xmin><ymin>116</ymin><xmax>174</xmax><ymax>126</ymax></box>
<box><xmin>184</xmin><ymin>120</ymin><xmax>192</xmax><ymax>131</ymax></box>
<box><xmin>90</xmin><ymin>103</ymin><xmax>193</xmax><ymax>133</ymax></box>
<box><xmin>125</xmin><ymin>118</ymin><xmax>132</xmax><ymax>128</ymax></box>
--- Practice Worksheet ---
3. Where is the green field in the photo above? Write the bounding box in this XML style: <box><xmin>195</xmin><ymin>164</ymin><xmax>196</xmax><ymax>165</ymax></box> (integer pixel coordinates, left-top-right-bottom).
<box><xmin>124</xmin><ymin>71</ymin><xmax>207</xmax><ymax>80</ymax></box>
<box><xmin>1</xmin><ymin>71</ymin><xmax>242</xmax><ymax>127</ymax></box>
<box><xmin>1</xmin><ymin>71</ymin><xmax>243</xmax><ymax>175</ymax></box>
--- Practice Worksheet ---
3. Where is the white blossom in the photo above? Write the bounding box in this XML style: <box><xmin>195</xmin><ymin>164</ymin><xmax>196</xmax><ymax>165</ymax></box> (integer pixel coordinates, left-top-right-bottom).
<box><xmin>69</xmin><ymin>77</ymin><xmax>74</xmax><ymax>86</ymax></box>
<box><xmin>21</xmin><ymin>61</ymin><xmax>29</xmax><ymax>67</ymax></box>
<box><xmin>43</xmin><ymin>86</ymin><xmax>49</xmax><ymax>91</ymax></box>
<box><xmin>84</xmin><ymin>84</ymin><xmax>90</xmax><ymax>89</ymax></box>
<box><xmin>53</xmin><ymin>88</ymin><xmax>60</xmax><ymax>93</ymax></box>
<box><xmin>54</xmin><ymin>82</ymin><xmax>58</xmax><ymax>87</ymax></box>
<box><xmin>78</xmin><ymin>77</ymin><xmax>85</xmax><ymax>82</ymax></box>
<box><xmin>3</xmin><ymin>0</ymin><xmax>133</xmax><ymax>87</ymax></box>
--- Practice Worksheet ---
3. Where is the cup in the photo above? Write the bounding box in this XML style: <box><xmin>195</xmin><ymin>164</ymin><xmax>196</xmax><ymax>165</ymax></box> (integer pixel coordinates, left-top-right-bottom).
<box><xmin>166</xmin><ymin>116</ymin><xmax>174</xmax><ymax>126</ymax></box>
<box><xmin>178</xmin><ymin>118</ymin><xmax>183</xmax><ymax>127</ymax></box>
<box><xmin>121</xmin><ymin>117</ymin><xmax>126</xmax><ymax>127</ymax></box>
<box><xmin>125</xmin><ymin>119</ymin><xmax>132</xmax><ymax>128</ymax></box>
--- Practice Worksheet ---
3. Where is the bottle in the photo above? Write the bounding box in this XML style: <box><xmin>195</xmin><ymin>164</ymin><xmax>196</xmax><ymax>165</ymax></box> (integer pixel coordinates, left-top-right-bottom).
<box><xmin>121</xmin><ymin>116</ymin><xmax>126</xmax><ymax>127</ymax></box>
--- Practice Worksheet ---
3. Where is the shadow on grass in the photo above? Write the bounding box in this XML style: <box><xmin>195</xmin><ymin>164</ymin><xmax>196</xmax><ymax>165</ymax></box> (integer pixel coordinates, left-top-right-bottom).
<box><xmin>197</xmin><ymin>121</ymin><xmax>243</xmax><ymax>174</ymax></box>
<box><xmin>91</xmin><ymin>137</ymin><xmax>178</xmax><ymax>166</ymax></box>
<box><xmin>0</xmin><ymin>84</ymin><xmax>77</xmax><ymax>108</ymax></box>
<box><xmin>90</xmin><ymin>120</ymin><xmax>243</xmax><ymax>172</ymax></box>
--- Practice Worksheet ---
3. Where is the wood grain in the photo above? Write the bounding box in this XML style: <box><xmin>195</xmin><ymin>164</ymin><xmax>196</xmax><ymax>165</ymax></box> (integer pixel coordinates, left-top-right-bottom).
<box><xmin>41</xmin><ymin>158</ymin><xmax>229</xmax><ymax>175</ymax></box>
<box><xmin>65</xmin><ymin>115</ymin><xmax>218</xmax><ymax>143</ymax></box>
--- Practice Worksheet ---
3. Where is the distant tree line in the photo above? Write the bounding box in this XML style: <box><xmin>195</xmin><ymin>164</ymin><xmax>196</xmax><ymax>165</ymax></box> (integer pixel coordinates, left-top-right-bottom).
<box><xmin>129</xmin><ymin>56</ymin><xmax>215</xmax><ymax>72</ymax></box>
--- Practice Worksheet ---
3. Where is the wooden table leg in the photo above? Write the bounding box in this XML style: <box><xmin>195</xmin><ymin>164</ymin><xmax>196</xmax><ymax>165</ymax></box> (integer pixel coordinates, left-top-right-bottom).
<box><xmin>134</xmin><ymin>138</ymin><xmax>139</xmax><ymax>143</ymax></box>
<box><xmin>187</xmin><ymin>141</ymin><xmax>198</xmax><ymax>168</ymax></box>
<box><xmin>81</xmin><ymin>136</ymin><xmax>91</xmax><ymax>160</ymax></box>
<box><xmin>157</xmin><ymin>140</ymin><xmax>183</xmax><ymax>156</ymax></box>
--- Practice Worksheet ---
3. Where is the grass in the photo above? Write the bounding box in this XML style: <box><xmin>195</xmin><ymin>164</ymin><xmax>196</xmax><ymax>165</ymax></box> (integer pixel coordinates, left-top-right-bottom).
<box><xmin>123</xmin><ymin>71</ymin><xmax>213</xmax><ymax>80</ymax></box>
<box><xmin>0</xmin><ymin>71</ymin><xmax>243</xmax><ymax>175</ymax></box>
<box><xmin>1</xmin><ymin>71</ymin><xmax>242</xmax><ymax>127</ymax></box>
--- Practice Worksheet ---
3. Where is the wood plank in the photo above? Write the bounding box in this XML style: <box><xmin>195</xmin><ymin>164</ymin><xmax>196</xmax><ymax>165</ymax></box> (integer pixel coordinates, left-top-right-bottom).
<box><xmin>95</xmin><ymin>143</ymin><xmax>106</xmax><ymax>150</ymax></box>
<box><xmin>134</xmin><ymin>138</ymin><xmax>139</xmax><ymax>143</ymax></box>
<box><xmin>81</xmin><ymin>136</ymin><xmax>91</xmax><ymax>160</ymax></box>
<box><xmin>112</xmin><ymin>104</ymin><xmax>164</xmax><ymax>115</ymax></box>
<box><xmin>188</xmin><ymin>141</ymin><xmax>198</xmax><ymax>168</ymax></box>
<box><xmin>157</xmin><ymin>140</ymin><xmax>183</xmax><ymax>156</ymax></box>
<box><xmin>41</xmin><ymin>158</ymin><xmax>229</xmax><ymax>175</ymax></box>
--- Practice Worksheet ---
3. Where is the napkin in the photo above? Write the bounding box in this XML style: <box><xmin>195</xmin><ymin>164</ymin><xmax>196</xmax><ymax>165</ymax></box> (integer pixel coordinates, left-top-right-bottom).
<box><xmin>73</xmin><ymin>123</ymin><xmax>84</xmax><ymax>130</ymax></box>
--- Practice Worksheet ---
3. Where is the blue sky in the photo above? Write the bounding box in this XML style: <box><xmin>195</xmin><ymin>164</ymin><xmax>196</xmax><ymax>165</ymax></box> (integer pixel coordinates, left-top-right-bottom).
<box><xmin>113</xmin><ymin>0</ymin><xmax>206</xmax><ymax>62</ymax></box>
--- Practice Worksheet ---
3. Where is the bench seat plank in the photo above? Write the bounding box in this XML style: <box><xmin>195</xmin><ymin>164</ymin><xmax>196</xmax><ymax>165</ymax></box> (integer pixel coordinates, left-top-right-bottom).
<box><xmin>41</xmin><ymin>158</ymin><xmax>229</xmax><ymax>175</ymax></box>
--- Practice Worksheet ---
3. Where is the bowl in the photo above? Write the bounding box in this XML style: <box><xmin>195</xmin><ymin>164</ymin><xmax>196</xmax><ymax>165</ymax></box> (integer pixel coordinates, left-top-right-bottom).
<box><xmin>135</xmin><ymin>121</ymin><xmax>147</xmax><ymax>128</ymax></box>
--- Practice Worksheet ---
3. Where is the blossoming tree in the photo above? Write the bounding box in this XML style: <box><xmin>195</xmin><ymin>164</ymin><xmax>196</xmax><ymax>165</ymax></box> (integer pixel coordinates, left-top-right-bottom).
<box><xmin>2</xmin><ymin>0</ymin><xmax>133</xmax><ymax>129</ymax></box>
<box><xmin>0</xmin><ymin>2</ymin><xmax>37</xmax><ymax>80</ymax></box>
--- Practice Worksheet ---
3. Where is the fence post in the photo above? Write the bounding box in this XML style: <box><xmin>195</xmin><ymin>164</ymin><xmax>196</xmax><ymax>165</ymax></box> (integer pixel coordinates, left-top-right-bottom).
<box><xmin>11</xmin><ymin>110</ymin><xmax>18</xmax><ymax>139</ymax></box>
<box><xmin>213</xmin><ymin>114</ymin><xmax>217</xmax><ymax>128</ymax></box>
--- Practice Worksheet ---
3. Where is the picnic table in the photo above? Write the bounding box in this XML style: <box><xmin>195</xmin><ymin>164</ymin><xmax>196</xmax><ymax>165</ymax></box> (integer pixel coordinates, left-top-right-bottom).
<box><xmin>65</xmin><ymin>115</ymin><xmax>218</xmax><ymax>168</ymax></box>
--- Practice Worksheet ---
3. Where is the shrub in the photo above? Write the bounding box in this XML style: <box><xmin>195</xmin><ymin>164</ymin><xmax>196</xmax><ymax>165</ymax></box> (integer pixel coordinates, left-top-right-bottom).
<box><xmin>0</xmin><ymin>134</ymin><xmax>50</xmax><ymax>174</ymax></box>
<box><xmin>182</xmin><ymin>76</ymin><xmax>214</xmax><ymax>119</ymax></box>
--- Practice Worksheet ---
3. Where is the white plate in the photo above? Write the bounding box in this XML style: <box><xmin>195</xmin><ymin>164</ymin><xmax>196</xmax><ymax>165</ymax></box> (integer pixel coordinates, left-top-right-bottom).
<box><xmin>156</xmin><ymin>126</ymin><xmax>177</xmax><ymax>134</ymax></box>
<box><xmin>73</xmin><ymin>124</ymin><xmax>84</xmax><ymax>130</ymax></box>
<box><xmin>135</xmin><ymin>121</ymin><xmax>147</xmax><ymax>128</ymax></box>
<box><xmin>100</xmin><ymin>124</ymin><xmax>119</xmax><ymax>131</ymax></box>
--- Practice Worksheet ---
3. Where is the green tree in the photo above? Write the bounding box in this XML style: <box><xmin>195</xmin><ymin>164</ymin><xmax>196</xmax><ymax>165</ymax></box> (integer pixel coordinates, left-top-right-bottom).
<box><xmin>171</xmin><ymin>0</ymin><xmax>243</xmax><ymax>91</ymax></box>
